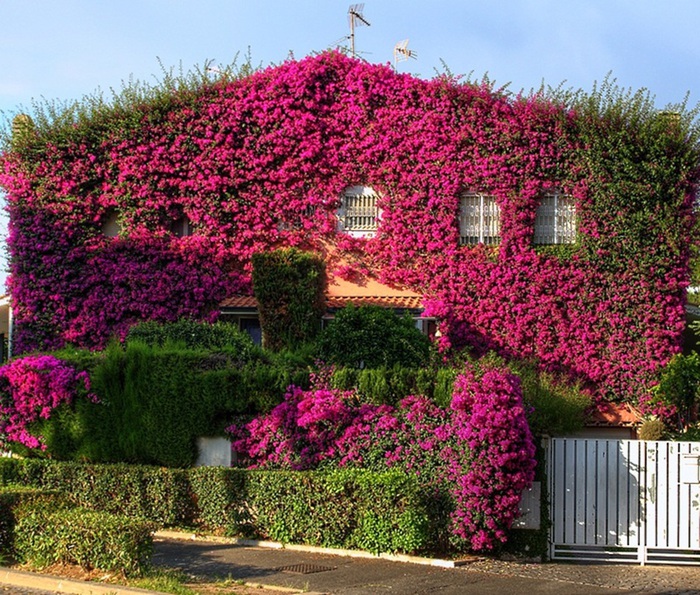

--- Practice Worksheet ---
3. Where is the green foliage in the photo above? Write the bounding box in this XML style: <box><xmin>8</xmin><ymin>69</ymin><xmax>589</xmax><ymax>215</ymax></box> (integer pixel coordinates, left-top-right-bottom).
<box><xmin>638</xmin><ymin>418</ymin><xmax>667</xmax><ymax>441</ymax></box>
<box><xmin>126</xmin><ymin>319</ymin><xmax>259</xmax><ymax>360</ymax></box>
<box><xmin>317</xmin><ymin>305</ymin><xmax>432</xmax><ymax>369</ymax></box>
<box><xmin>653</xmin><ymin>352</ymin><xmax>700</xmax><ymax>431</ymax></box>
<box><xmin>432</xmin><ymin>368</ymin><xmax>458</xmax><ymax>408</ymax></box>
<box><xmin>0</xmin><ymin>487</ymin><xmax>66</xmax><ymax>559</ymax></box>
<box><xmin>40</xmin><ymin>341</ymin><xmax>264</xmax><ymax>466</ymax></box>
<box><xmin>243</xmin><ymin>468</ymin><xmax>431</xmax><ymax>554</ymax></box>
<box><xmin>560</xmin><ymin>77</ymin><xmax>700</xmax><ymax>275</ymax></box>
<box><xmin>19</xmin><ymin>338</ymin><xmax>312</xmax><ymax>463</ymax></box>
<box><xmin>329</xmin><ymin>365</ymin><xmax>457</xmax><ymax>406</ymax></box>
<box><xmin>252</xmin><ymin>248</ymin><xmax>326</xmax><ymax>351</ymax></box>
<box><xmin>0</xmin><ymin>459</ymin><xmax>194</xmax><ymax>526</ymax></box>
<box><xmin>1</xmin><ymin>53</ymin><xmax>260</xmax><ymax>155</ymax></box>
<box><xmin>505</xmin><ymin>361</ymin><xmax>590</xmax><ymax>436</ymax></box>
<box><xmin>4</xmin><ymin>459</ymin><xmax>435</xmax><ymax>556</ymax></box>
<box><xmin>13</xmin><ymin>505</ymin><xmax>154</xmax><ymax>575</ymax></box>
<box><xmin>188</xmin><ymin>467</ymin><xmax>249</xmax><ymax>535</ymax></box>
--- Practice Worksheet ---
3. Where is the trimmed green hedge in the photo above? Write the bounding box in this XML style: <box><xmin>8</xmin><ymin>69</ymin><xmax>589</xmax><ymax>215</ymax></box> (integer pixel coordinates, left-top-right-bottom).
<box><xmin>28</xmin><ymin>341</ymin><xmax>311</xmax><ymax>466</ymax></box>
<box><xmin>0</xmin><ymin>487</ymin><xmax>66</xmax><ymax>558</ymax></box>
<box><xmin>13</xmin><ymin>505</ymin><xmax>154</xmax><ymax>575</ymax></box>
<box><xmin>1</xmin><ymin>459</ymin><xmax>437</xmax><ymax>555</ymax></box>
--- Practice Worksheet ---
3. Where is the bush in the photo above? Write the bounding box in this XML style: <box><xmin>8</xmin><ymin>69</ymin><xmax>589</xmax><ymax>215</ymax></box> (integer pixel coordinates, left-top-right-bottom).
<box><xmin>190</xmin><ymin>467</ymin><xmax>432</xmax><ymax>554</ymax></box>
<box><xmin>0</xmin><ymin>487</ymin><xmax>66</xmax><ymax>559</ymax></box>
<box><xmin>126</xmin><ymin>319</ymin><xmax>260</xmax><ymax>361</ymax></box>
<box><xmin>509</xmin><ymin>362</ymin><xmax>591</xmax><ymax>436</ymax></box>
<box><xmin>651</xmin><ymin>352</ymin><xmax>700</xmax><ymax>431</ymax></box>
<box><xmin>13</xmin><ymin>505</ymin><xmax>154</xmax><ymax>575</ymax></box>
<box><xmin>58</xmin><ymin>341</ymin><xmax>260</xmax><ymax>466</ymax></box>
<box><xmin>638</xmin><ymin>417</ymin><xmax>666</xmax><ymax>441</ymax></box>
<box><xmin>0</xmin><ymin>459</ymin><xmax>194</xmax><ymax>526</ymax></box>
<box><xmin>317</xmin><ymin>305</ymin><xmax>432</xmax><ymax>369</ymax></box>
<box><xmin>252</xmin><ymin>248</ymin><xmax>326</xmax><ymax>351</ymax></box>
<box><xmin>3</xmin><ymin>458</ymin><xmax>433</xmax><ymax>556</ymax></box>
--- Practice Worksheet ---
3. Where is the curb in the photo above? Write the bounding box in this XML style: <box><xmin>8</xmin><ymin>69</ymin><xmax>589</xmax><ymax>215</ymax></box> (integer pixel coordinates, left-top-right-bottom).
<box><xmin>0</xmin><ymin>567</ymin><xmax>154</xmax><ymax>595</ymax></box>
<box><xmin>154</xmin><ymin>529</ymin><xmax>482</xmax><ymax>568</ymax></box>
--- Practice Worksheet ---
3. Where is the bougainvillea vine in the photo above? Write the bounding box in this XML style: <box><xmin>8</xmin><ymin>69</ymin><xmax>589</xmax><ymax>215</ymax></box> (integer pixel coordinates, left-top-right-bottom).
<box><xmin>1</xmin><ymin>51</ymin><xmax>698</xmax><ymax>399</ymax></box>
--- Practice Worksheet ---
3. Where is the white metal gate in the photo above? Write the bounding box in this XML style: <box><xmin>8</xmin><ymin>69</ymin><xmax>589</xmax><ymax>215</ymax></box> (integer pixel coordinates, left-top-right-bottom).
<box><xmin>547</xmin><ymin>438</ymin><xmax>700</xmax><ymax>565</ymax></box>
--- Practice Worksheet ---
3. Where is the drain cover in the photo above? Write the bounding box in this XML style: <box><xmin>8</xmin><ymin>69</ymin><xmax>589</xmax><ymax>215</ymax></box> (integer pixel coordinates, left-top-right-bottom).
<box><xmin>275</xmin><ymin>563</ymin><xmax>336</xmax><ymax>574</ymax></box>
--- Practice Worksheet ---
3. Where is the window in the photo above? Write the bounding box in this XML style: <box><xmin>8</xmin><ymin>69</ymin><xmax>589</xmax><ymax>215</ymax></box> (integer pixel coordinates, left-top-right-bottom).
<box><xmin>337</xmin><ymin>186</ymin><xmax>379</xmax><ymax>237</ymax></box>
<box><xmin>533</xmin><ymin>191</ymin><xmax>576</xmax><ymax>244</ymax></box>
<box><xmin>101</xmin><ymin>210</ymin><xmax>121</xmax><ymax>238</ymax></box>
<box><xmin>458</xmin><ymin>192</ymin><xmax>501</xmax><ymax>245</ymax></box>
<box><xmin>171</xmin><ymin>215</ymin><xmax>192</xmax><ymax>238</ymax></box>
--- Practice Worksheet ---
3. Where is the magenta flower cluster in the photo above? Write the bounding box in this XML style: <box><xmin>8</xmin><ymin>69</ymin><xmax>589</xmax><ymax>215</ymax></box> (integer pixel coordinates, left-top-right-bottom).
<box><xmin>0</xmin><ymin>355</ymin><xmax>93</xmax><ymax>449</ymax></box>
<box><xmin>0</xmin><ymin>51</ymin><xmax>694</xmax><ymax>399</ymax></box>
<box><xmin>229</xmin><ymin>362</ymin><xmax>536</xmax><ymax>551</ymax></box>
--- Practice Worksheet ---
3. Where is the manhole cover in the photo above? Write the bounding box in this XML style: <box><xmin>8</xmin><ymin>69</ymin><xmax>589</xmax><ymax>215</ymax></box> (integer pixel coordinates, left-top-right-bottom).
<box><xmin>275</xmin><ymin>563</ymin><xmax>336</xmax><ymax>574</ymax></box>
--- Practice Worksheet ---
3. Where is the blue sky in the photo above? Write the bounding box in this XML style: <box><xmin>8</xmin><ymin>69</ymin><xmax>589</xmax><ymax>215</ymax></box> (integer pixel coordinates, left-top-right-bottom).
<box><xmin>1</xmin><ymin>0</ymin><xmax>700</xmax><ymax>289</ymax></box>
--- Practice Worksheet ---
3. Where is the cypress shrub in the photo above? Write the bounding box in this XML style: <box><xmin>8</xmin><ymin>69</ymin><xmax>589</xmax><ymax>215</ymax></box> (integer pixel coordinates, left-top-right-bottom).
<box><xmin>252</xmin><ymin>248</ymin><xmax>326</xmax><ymax>351</ymax></box>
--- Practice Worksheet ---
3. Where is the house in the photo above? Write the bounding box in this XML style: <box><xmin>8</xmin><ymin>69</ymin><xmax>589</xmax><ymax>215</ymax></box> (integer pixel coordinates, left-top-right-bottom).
<box><xmin>220</xmin><ymin>269</ymin><xmax>431</xmax><ymax>345</ymax></box>
<box><xmin>0</xmin><ymin>51</ymin><xmax>697</xmax><ymax>402</ymax></box>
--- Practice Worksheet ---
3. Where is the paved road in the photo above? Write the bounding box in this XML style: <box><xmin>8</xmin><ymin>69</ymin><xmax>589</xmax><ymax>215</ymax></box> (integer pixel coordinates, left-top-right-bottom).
<box><xmin>152</xmin><ymin>537</ymin><xmax>658</xmax><ymax>594</ymax></box>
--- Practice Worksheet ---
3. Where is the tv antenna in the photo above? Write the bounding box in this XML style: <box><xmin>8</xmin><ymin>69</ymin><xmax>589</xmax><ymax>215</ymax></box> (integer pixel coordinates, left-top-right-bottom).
<box><xmin>394</xmin><ymin>39</ymin><xmax>417</xmax><ymax>68</ymax></box>
<box><xmin>348</xmin><ymin>4</ymin><xmax>370</xmax><ymax>58</ymax></box>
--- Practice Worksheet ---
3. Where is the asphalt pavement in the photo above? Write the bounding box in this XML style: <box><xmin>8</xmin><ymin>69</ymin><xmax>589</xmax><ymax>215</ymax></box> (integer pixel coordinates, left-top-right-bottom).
<box><xmin>3</xmin><ymin>532</ymin><xmax>700</xmax><ymax>595</ymax></box>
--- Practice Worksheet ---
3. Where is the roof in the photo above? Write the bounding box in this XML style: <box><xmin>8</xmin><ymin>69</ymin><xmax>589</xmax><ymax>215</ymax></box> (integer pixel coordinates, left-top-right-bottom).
<box><xmin>586</xmin><ymin>402</ymin><xmax>643</xmax><ymax>428</ymax></box>
<box><xmin>220</xmin><ymin>293</ymin><xmax>424</xmax><ymax>312</ymax></box>
<box><xmin>220</xmin><ymin>268</ymin><xmax>424</xmax><ymax>312</ymax></box>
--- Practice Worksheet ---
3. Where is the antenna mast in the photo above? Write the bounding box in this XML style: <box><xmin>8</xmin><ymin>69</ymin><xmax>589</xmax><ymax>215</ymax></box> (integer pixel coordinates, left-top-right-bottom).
<box><xmin>348</xmin><ymin>4</ymin><xmax>370</xmax><ymax>58</ymax></box>
<box><xmin>393</xmin><ymin>39</ymin><xmax>417</xmax><ymax>69</ymax></box>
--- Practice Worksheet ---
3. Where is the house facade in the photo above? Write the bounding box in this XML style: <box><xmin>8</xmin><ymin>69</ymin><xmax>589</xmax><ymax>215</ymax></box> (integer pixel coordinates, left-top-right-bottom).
<box><xmin>1</xmin><ymin>51</ymin><xmax>698</xmax><ymax>401</ymax></box>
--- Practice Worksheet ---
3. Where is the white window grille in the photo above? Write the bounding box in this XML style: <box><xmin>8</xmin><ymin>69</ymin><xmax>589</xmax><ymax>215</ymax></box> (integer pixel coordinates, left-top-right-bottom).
<box><xmin>534</xmin><ymin>191</ymin><xmax>576</xmax><ymax>244</ymax></box>
<box><xmin>338</xmin><ymin>186</ymin><xmax>379</xmax><ymax>237</ymax></box>
<box><xmin>458</xmin><ymin>192</ymin><xmax>501</xmax><ymax>245</ymax></box>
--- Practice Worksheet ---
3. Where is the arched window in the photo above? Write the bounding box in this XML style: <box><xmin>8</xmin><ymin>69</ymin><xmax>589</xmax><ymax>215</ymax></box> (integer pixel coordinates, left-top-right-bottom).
<box><xmin>337</xmin><ymin>186</ymin><xmax>380</xmax><ymax>237</ymax></box>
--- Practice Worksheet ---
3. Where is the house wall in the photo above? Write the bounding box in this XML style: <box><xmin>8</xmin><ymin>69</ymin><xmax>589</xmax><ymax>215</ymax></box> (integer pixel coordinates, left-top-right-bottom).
<box><xmin>1</xmin><ymin>52</ymin><xmax>697</xmax><ymax>400</ymax></box>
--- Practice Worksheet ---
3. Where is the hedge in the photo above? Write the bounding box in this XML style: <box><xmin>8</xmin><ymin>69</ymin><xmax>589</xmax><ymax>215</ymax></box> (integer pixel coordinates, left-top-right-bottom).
<box><xmin>0</xmin><ymin>487</ymin><xmax>66</xmax><ymax>559</ymax></box>
<box><xmin>13</xmin><ymin>505</ymin><xmax>154</xmax><ymax>575</ymax></box>
<box><xmin>24</xmin><ymin>342</ymin><xmax>309</xmax><ymax>466</ymax></box>
<box><xmin>1</xmin><ymin>459</ymin><xmax>437</xmax><ymax>555</ymax></box>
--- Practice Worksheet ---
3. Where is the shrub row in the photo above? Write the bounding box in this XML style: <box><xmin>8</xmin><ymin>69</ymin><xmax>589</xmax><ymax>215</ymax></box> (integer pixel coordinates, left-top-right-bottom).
<box><xmin>0</xmin><ymin>459</ymin><xmax>435</xmax><ymax>555</ymax></box>
<box><xmin>13</xmin><ymin>505</ymin><xmax>154</xmax><ymax>575</ymax></box>
<box><xmin>330</xmin><ymin>365</ymin><xmax>457</xmax><ymax>406</ymax></box>
<box><xmin>0</xmin><ymin>487</ymin><xmax>66</xmax><ymax>557</ymax></box>
<box><xmin>27</xmin><ymin>342</ymin><xmax>311</xmax><ymax>466</ymax></box>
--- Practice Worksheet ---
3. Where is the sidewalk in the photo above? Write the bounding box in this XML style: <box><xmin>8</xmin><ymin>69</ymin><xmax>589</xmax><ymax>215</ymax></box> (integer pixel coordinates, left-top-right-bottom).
<box><xmin>3</xmin><ymin>532</ymin><xmax>700</xmax><ymax>595</ymax></box>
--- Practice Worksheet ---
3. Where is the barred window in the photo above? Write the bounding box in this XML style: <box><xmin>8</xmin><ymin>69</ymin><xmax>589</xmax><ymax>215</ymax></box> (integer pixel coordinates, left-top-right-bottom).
<box><xmin>338</xmin><ymin>186</ymin><xmax>379</xmax><ymax>237</ymax></box>
<box><xmin>458</xmin><ymin>192</ymin><xmax>501</xmax><ymax>245</ymax></box>
<box><xmin>534</xmin><ymin>191</ymin><xmax>576</xmax><ymax>244</ymax></box>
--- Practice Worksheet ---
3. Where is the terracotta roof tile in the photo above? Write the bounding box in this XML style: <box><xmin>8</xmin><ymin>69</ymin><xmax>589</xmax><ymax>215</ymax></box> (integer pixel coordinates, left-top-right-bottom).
<box><xmin>326</xmin><ymin>295</ymin><xmax>423</xmax><ymax>309</ymax></box>
<box><xmin>587</xmin><ymin>402</ymin><xmax>643</xmax><ymax>428</ymax></box>
<box><xmin>220</xmin><ymin>295</ymin><xmax>257</xmax><ymax>309</ymax></box>
<box><xmin>220</xmin><ymin>294</ymin><xmax>424</xmax><ymax>311</ymax></box>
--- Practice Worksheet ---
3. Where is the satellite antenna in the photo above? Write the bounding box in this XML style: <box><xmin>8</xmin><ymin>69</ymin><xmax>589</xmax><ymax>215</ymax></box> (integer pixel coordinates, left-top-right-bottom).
<box><xmin>394</xmin><ymin>39</ymin><xmax>417</xmax><ymax>68</ymax></box>
<box><xmin>348</xmin><ymin>4</ymin><xmax>370</xmax><ymax>58</ymax></box>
